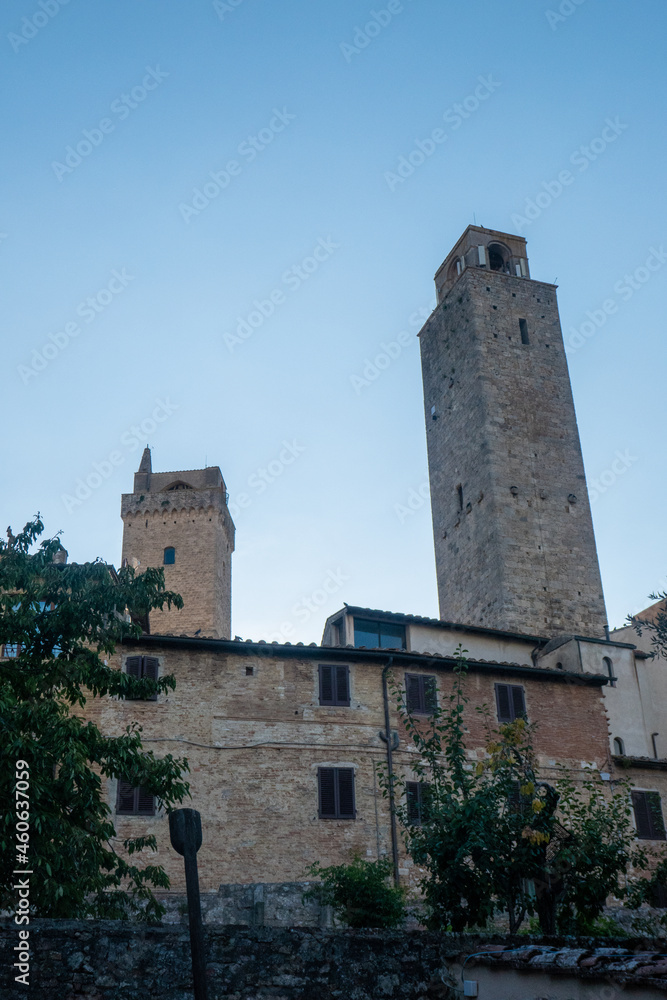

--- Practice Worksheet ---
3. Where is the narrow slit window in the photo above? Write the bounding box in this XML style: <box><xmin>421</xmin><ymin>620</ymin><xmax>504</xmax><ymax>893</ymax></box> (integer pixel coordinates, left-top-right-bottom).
<box><xmin>603</xmin><ymin>656</ymin><xmax>615</xmax><ymax>687</ymax></box>
<box><xmin>519</xmin><ymin>319</ymin><xmax>530</xmax><ymax>345</ymax></box>
<box><xmin>457</xmin><ymin>484</ymin><xmax>464</xmax><ymax>511</ymax></box>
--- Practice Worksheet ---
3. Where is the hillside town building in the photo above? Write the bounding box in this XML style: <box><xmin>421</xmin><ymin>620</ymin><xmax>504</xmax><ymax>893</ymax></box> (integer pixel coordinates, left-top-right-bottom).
<box><xmin>44</xmin><ymin>227</ymin><xmax>667</xmax><ymax>899</ymax></box>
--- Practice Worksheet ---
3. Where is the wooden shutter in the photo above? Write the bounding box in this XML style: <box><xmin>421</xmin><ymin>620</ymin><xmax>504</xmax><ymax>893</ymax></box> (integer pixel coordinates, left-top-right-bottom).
<box><xmin>335</xmin><ymin>666</ymin><xmax>350</xmax><ymax>706</ymax></box>
<box><xmin>406</xmin><ymin>674</ymin><xmax>423</xmax><ymax>713</ymax></box>
<box><xmin>495</xmin><ymin>684</ymin><xmax>512</xmax><ymax>723</ymax></box>
<box><xmin>318</xmin><ymin>768</ymin><xmax>337</xmax><ymax>817</ymax></box>
<box><xmin>117</xmin><ymin>780</ymin><xmax>137</xmax><ymax>813</ymax></box>
<box><xmin>136</xmin><ymin>786</ymin><xmax>155</xmax><ymax>815</ymax></box>
<box><xmin>406</xmin><ymin>782</ymin><xmax>421</xmax><ymax>824</ymax></box>
<box><xmin>337</xmin><ymin>768</ymin><xmax>355</xmax><ymax>818</ymax></box>
<box><xmin>632</xmin><ymin>791</ymin><xmax>654</xmax><ymax>838</ymax></box>
<box><xmin>424</xmin><ymin>676</ymin><xmax>437</xmax><ymax>714</ymax></box>
<box><xmin>142</xmin><ymin>656</ymin><xmax>159</xmax><ymax>702</ymax></box>
<box><xmin>319</xmin><ymin>665</ymin><xmax>334</xmax><ymax>705</ymax></box>
<box><xmin>125</xmin><ymin>656</ymin><xmax>142</xmax><ymax>678</ymax></box>
<box><xmin>647</xmin><ymin>792</ymin><xmax>666</xmax><ymax>839</ymax></box>
<box><xmin>511</xmin><ymin>685</ymin><xmax>526</xmax><ymax>720</ymax></box>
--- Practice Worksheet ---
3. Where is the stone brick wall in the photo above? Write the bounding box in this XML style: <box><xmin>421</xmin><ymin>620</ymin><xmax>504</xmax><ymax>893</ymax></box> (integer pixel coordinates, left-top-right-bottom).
<box><xmin>84</xmin><ymin>639</ymin><xmax>610</xmax><ymax>893</ymax></box>
<box><xmin>120</xmin><ymin>488</ymin><xmax>234</xmax><ymax>639</ymax></box>
<box><xmin>420</xmin><ymin>256</ymin><xmax>607</xmax><ymax>639</ymax></box>
<box><xmin>3</xmin><ymin>921</ymin><xmax>667</xmax><ymax>1000</ymax></box>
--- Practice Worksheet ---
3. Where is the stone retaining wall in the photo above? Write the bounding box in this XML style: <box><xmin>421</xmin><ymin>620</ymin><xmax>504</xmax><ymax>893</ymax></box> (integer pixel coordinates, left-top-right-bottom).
<box><xmin>3</xmin><ymin>921</ymin><xmax>667</xmax><ymax>999</ymax></box>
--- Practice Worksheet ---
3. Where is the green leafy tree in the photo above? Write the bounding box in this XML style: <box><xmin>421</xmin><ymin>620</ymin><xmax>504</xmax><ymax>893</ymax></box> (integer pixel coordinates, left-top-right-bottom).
<box><xmin>385</xmin><ymin>650</ymin><xmax>553</xmax><ymax>932</ymax></box>
<box><xmin>0</xmin><ymin>515</ymin><xmax>190</xmax><ymax>920</ymax></box>
<box><xmin>542</xmin><ymin>771</ymin><xmax>649</xmax><ymax>934</ymax></box>
<box><xmin>629</xmin><ymin>591</ymin><xmax>667</xmax><ymax>658</ymax></box>
<box><xmin>304</xmin><ymin>854</ymin><xmax>406</xmax><ymax>928</ymax></box>
<box><xmin>386</xmin><ymin>647</ymin><xmax>663</xmax><ymax>934</ymax></box>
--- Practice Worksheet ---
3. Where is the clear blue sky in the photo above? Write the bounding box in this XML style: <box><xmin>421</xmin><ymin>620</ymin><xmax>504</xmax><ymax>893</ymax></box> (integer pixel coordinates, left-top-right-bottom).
<box><xmin>2</xmin><ymin>0</ymin><xmax>666</xmax><ymax>641</ymax></box>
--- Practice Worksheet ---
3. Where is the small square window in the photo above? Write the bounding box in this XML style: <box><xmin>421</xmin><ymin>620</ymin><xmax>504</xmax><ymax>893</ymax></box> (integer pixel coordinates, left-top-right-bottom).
<box><xmin>116</xmin><ymin>780</ymin><xmax>155</xmax><ymax>815</ymax></box>
<box><xmin>405</xmin><ymin>674</ymin><xmax>437</xmax><ymax>715</ymax></box>
<box><xmin>245</xmin><ymin>665</ymin><xmax>254</xmax><ymax>676</ymax></box>
<box><xmin>495</xmin><ymin>683</ymin><xmax>527</xmax><ymax>723</ymax></box>
<box><xmin>125</xmin><ymin>656</ymin><xmax>159</xmax><ymax>701</ymax></box>
<box><xmin>319</xmin><ymin>664</ymin><xmax>350</xmax><ymax>706</ymax></box>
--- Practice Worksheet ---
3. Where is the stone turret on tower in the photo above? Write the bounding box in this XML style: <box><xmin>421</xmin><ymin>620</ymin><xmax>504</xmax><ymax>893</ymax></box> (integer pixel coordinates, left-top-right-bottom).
<box><xmin>420</xmin><ymin>225</ymin><xmax>608</xmax><ymax>639</ymax></box>
<box><xmin>120</xmin><ymin>451</ymin><xmax>235</xmax><ymax>638</ymax></box>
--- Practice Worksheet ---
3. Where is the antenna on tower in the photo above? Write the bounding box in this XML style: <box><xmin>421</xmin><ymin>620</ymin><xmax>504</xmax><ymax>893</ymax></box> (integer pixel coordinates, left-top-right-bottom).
<box><xmin>473</xmin><ymin>212</ymin><xmax>477</xmax><ymax>226</ymax></box>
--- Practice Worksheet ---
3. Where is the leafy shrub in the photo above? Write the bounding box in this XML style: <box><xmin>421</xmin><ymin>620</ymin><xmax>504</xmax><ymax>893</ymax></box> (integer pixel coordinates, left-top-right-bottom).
<box><xmin>304</xmin><ymin>854</ymin><xmax>406</xmax><ymax>928</ymax></box>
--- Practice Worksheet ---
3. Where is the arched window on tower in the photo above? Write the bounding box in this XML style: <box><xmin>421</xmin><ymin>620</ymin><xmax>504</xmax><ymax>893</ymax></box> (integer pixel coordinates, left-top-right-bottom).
<box><xmin>613</xmin><ymin>737</ymin><xmax>625</xmax><ymax>756</ymax></box>
<box><xmin>163</xmin><ymin>546</ymin><xmax>175</xmax><ymax>565</ymax></box>
<box><xmin>487</xmin><ymin>242</ymin><xmax>510</xmax><ymax>274</ymax></box>
<box><xmin>603</xmin><ymin>656</ymin><xmax>615</xmax><ymax>687</ymax></box>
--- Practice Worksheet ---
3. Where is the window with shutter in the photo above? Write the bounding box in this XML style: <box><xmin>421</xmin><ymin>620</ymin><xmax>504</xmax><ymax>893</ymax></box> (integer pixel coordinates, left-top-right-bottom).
<box><xmin>319</xmin><ymin>665</ymin><xmax>334</xmax><ymax>705</ymax></box>
<box><xmin>117</xmin><ymin>780</ymin><xmax>155</xmax><ymax>815</ymax></box>
<box><xmin>337</xmin><ymin>769</ymin><xmax>355</xmax><ymax>818</ymax></box>
<box><xmin>318</xmin><ymin>767</ymin><xmax>355</xmax><ymax>819</ymax></box>
<box><xmin>495</xmin><ymin>683</ymin><xmax>527</xmax><ymax>723</ymax></box>
<box><xmin>336</xmin><ymin>665</ymin><xmax>350</xmax><ymax>706</ymax></box>
<box><xmin>318</xmin><ymin>768</ymin><xmax>337</xmax><ymax>817</ymax></box>
<box><xmin>318</xmin><ymin>665</ymin><xmax>350</xmax><ymax>706</ymax></box>
<box><xmin>632</xmin><ymin>791</ymin><xmax>666</xmax><ymax>840</ymax></box>
<box><xmin>405</xmin><ymin>674</ymin><xmax>437</xmax><ymax>714</ymax></box>
<box><xmin>406</xmin><ymin>781</ymin><xmax>431</xmax><ymax>825</ymax></box>
<box><xmin>125</xmin><ymin>656</ymin><xmax>159</xmax><ymax>701</ymax></box>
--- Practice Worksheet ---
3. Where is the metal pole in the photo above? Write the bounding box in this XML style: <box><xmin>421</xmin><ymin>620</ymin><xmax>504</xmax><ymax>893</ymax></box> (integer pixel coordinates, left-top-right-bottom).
<box><xmin>169</xmin><ymin>809</ymin><xmax>208</xmax><ymax>1000</ymax></box>
<box><xmin>381</xmin><ymin>656</ymin><xmax>400</xmax><ymax>887</ymax></box>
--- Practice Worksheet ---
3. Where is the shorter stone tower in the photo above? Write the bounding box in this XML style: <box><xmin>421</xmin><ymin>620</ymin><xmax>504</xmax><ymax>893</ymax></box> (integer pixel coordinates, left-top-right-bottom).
<box><xmin>121</xmin><ymin>449</ymin><xmax>235</xmax><ymax>638</ymax></box>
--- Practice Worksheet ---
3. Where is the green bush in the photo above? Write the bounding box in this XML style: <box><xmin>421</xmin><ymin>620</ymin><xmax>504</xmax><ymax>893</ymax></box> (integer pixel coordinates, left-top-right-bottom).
<box><xmin>304</xmin><ymin>854</ymin><xmax>406</xmax><ymax>928</ymax></box>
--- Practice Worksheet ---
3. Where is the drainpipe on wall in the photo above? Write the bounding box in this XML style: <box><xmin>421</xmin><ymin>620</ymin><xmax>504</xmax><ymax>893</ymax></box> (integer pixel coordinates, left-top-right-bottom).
<box><xmin>381</xmin><ymin>656</ymin><xmax>400</xmax><ymax>887</ymax></box>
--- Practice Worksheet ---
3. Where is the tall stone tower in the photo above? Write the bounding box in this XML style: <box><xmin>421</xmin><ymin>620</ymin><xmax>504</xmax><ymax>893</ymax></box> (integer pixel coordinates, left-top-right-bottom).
<box><xmin>419</xmin><ymin>225</ymin><xmax>607</xmax><ymax>638</ymax></box>
<box><xmin>121</xmin><ymin>449</ymin><xmax>235</xmax><ymax>638</ymax></box>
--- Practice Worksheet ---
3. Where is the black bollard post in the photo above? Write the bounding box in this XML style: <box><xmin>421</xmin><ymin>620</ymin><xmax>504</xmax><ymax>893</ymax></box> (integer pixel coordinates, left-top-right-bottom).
<box><xmin>169</xmin><ymin>808</ymin><xmax>208</xmax><ymax>1000</ymax></box>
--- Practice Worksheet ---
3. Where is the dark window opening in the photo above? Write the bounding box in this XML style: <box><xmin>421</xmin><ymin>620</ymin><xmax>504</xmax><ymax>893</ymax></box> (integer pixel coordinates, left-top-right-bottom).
<box><xmin>116</xmin><ymin>780</ymin><xmax>155</xmax><ymax>815</ymax></box>
<box><xmin>519</xmin><ymin>318</ymin><xmax>530</xmax><ymax>345</ymax></box>
<box><xmin>456</xmin><ymin>484</ymin><xmax>464</xmax><ymax>511</ymax></box>
<box><xmin>405</xmin><ymin>673</ymin><xmax>437</xmax><ymax>715</ymax></box>
<box><xmin>489</xmin><ymin>248</ymin><xmax>504</xmax><ymax>271</ymax></box>
<box><xmin>245</xmin><ymin>665</ymin><xmax>254</xmax><ymax>676</ymax></box>
<box><xmin>613</xmin><ymin>737</ymin><xmax>625</xmax><ymax>756</ymax></box>
<box><xmin>353</xmin><ymin>618</ymin><xmax>406</xmax><ymax>650</ymax></box>
<box><xmin>318</xmin><ymin>767</ymin><xmax>355</xmax><ymax>819</ymax></box>
<box><xmin>163</xmin><ymin>546</ymin><xmax>175</xmax><ymax>565</ymax></box>
<box><xmin>319</xmin><ymin>664</ymin><xmax>350</xmax><ymax>706</ymax></box>
<box><xmin>495</xmin><ymin>683</ymin><xmax>527</xmax><ymax>723</ymax></box>
<box><xmin>124</xmin><ymin>656</ymin><xmax>159</xmax><ymax>701</ymax></box>
<box><xmin>406</xmin><ymin>781</ymin><xmax>431</xmax><ymax>825</ymax></box>
<box><xmin>603</xmin><ymin>656</ymin><xmax>615</xmax><ymax>688</ymax></box>
<box><xmin>632</xmin><ymin>790</ymin><xmax>666</xmax><ymax>840</ymax></box>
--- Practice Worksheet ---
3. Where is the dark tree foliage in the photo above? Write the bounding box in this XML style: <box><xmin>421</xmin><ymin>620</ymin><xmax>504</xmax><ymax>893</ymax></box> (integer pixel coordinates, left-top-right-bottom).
<box><xmin>0</xmin><ymin>516</ymin><xmax>190</xmax><ymax>920</ymax></box>
<box><xmin>385</xmin><ymin>647</ymin><xmax>661</xmax><ymax>935</ymax></box>
<box><xmin>304</xmin><ymin>854</ymin><xmax>406</xmax><ymax>928</ymax></box>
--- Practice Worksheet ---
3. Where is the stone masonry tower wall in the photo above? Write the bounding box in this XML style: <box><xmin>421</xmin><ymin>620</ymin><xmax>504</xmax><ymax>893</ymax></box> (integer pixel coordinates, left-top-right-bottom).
<box><xmin>121</xmin><ymin>449</ymin><xmax>235</xmax><ymax>638</ymax></box>
<box><xmin>419</xmin><ymin>226</ymin><xmax>607</xmax><ymax>638</ymax></box>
